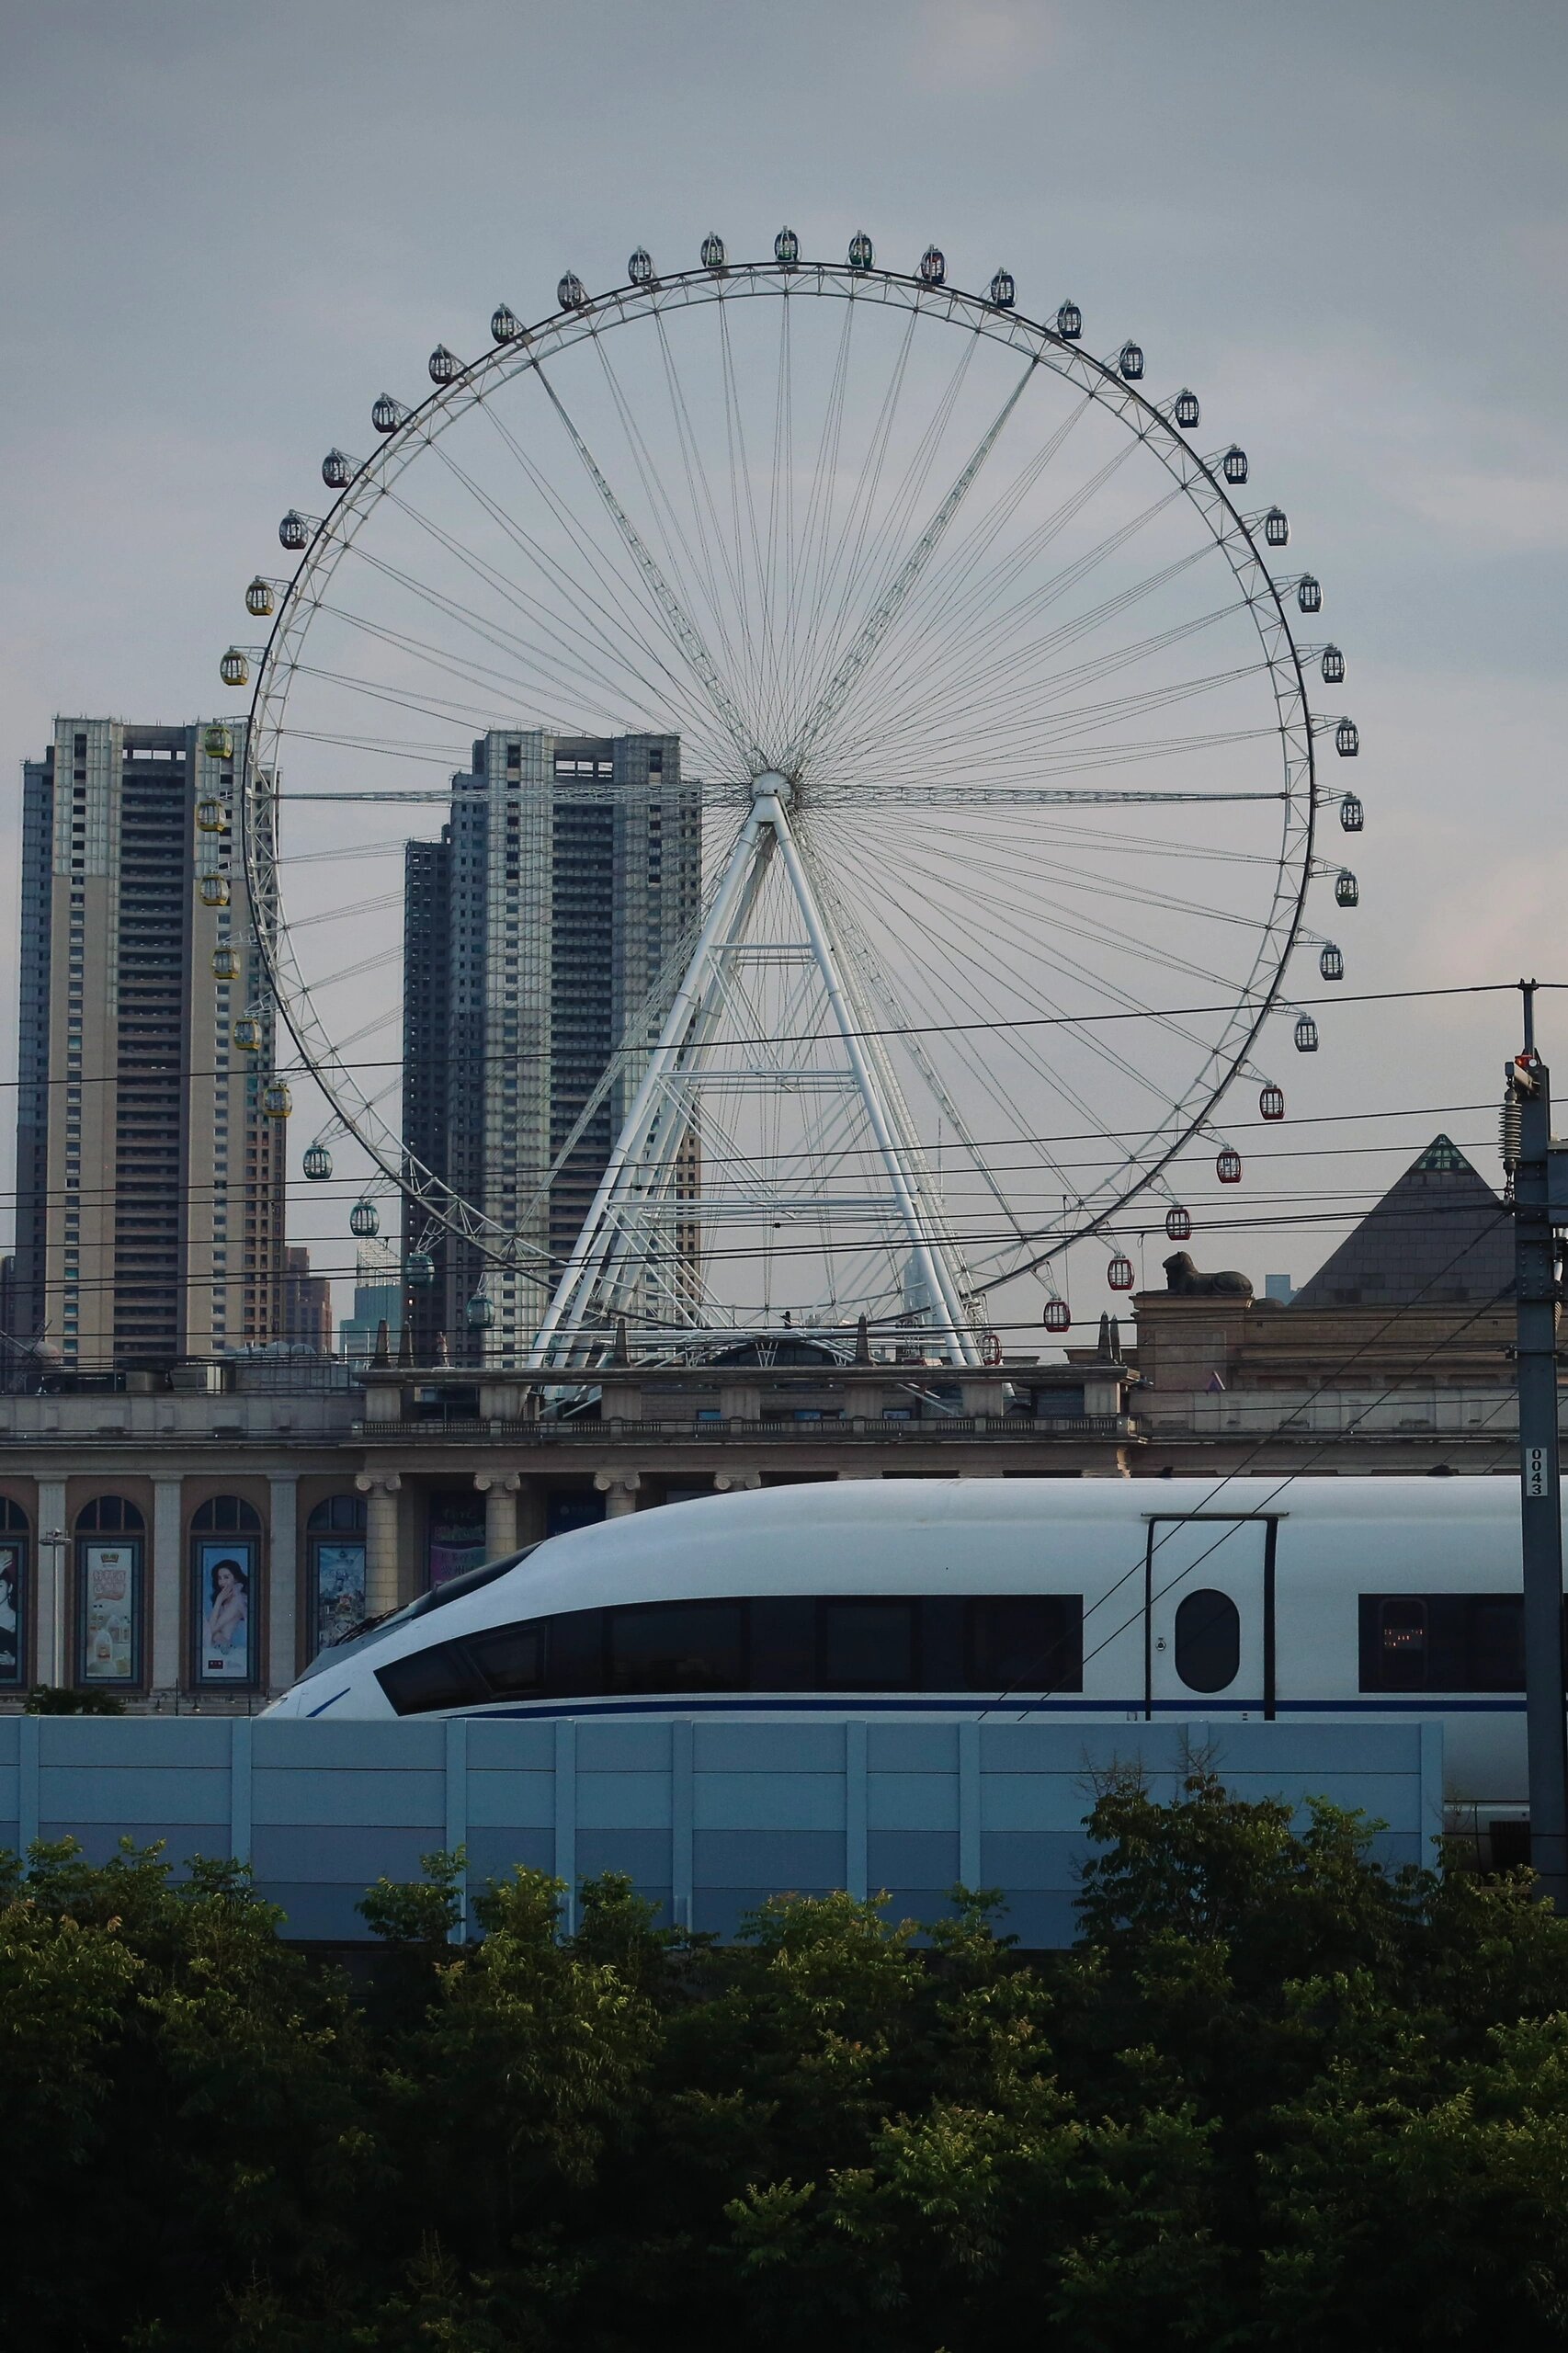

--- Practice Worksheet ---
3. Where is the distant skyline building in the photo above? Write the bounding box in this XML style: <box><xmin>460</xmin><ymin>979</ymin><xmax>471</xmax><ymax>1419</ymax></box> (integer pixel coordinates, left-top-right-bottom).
<box><xmin>282</xmin><ymin>1245</ymin><xmax>332</xmax><ymax>1353</ymax></box>
<box><xmin>402</xmin><ymin>730</ymin><xmax>700</xmax><ymax>1365</ymax></box>
<box><xmin>337</xmin><ymin>1241</ymin><xmax>403</xmax><ymax>1364</ymax></box>
<box><xmin>11</xmin><ymin>717</ymin><xmax>284</xmax><ymax>1372</ymax></box>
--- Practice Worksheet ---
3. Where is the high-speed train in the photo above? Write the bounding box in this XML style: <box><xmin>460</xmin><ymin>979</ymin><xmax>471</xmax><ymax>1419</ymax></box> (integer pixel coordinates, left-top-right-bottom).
<box><xmin>267</xmin><ymin>1477</ymin><xmax>1541</xmax><ymax>1808</ymax></box>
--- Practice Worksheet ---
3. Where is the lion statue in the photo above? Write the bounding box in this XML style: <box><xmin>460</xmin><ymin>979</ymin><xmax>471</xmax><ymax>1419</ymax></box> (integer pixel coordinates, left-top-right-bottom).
<box><xmin>1162</xmin><ymin>1250</ymin><xmax>1254</xmax><ymax>1300</ymax></box>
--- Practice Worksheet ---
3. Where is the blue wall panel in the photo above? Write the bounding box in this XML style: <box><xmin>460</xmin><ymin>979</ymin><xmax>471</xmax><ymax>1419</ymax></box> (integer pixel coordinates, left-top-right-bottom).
<box><xmin>0</xmin><ymin>1713</ymin><xmax>1440</xmax><ymax>1947</ymax></box>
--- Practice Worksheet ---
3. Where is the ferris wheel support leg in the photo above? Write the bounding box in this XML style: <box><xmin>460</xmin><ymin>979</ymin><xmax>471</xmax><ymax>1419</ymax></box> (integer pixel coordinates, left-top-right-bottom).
<box><xmin>766</xmin><ymin>794</ymin><xmax>980</xmax><ymax>1370</ymax></box>
<box><xmin>527</xmin><ymin>801</ymin><xmax>773</xmax><ymax>1370</ymax></box>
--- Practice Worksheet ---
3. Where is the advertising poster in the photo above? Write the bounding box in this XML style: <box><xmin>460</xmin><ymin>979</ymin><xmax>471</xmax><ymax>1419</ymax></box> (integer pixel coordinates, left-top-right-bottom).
<box><xmin>0</xmin><ymin>1543</ymin><xmax>21</xmax><ymax>1684</ymax></box>
<box><xmin>82</xmin><ymin>1545</ymin><xmax>136</xmax><ymax>1682</ymax></box>
<box><xmin>313</xmin><ymin>1540</ymin><xmax>367</xmax><ymax>1654</ymax></box>
<box><xmin>427</xmin><ymin>1493</ymin><xmax>486</xmax><ymax>1588</ymax></box>
<box><xmin>197</xmin><ymin>1538</ymin><xmax>253</xmax><ymax>1682</ymax></box>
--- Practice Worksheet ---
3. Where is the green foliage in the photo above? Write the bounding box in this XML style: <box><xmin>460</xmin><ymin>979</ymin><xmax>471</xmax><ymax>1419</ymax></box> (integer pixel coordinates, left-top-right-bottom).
<box><xmin>9</xmin><ymin>1780</ymin><xmax>1568</xmax><ymax>2347</ymax></box>
<box><xmin>26</xmin><ymin>1680</ymin><xmax>127</xmax><ymax>1713</ymax></box>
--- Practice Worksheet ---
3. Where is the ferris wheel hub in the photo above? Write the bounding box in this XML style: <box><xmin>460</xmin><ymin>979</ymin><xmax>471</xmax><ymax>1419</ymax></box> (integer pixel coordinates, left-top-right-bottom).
<box><xmin>750</xmin><ymin>767</ymin><xmax>794</xmax><ymax>809</ymax></box>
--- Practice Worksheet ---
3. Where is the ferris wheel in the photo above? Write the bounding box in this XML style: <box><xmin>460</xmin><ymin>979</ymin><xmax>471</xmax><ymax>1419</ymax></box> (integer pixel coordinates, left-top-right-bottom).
<box><xmin>219</xmin><ymin>228</ymin><xmax>1363</xmax><ymax>1370</ymax></box>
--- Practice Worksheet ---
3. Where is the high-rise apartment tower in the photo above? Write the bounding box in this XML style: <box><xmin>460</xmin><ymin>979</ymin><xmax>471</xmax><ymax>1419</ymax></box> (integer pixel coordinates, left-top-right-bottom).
<box><xmin>402</xmin><ymin>730</ymin><xmax>700</xmax><ymax>1364</ymax></box>
<box><xmin>11</xmin><ymin>718</ymin><xmax>285</xmax><ymax>1373</ymax></box>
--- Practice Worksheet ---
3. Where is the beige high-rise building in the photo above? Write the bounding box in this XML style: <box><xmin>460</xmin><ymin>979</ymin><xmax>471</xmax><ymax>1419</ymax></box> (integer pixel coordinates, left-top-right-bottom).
<box><xmin>11</xmin><ymin>718</ymin><xmax>284</xmax><ymax>1374</ymax></box>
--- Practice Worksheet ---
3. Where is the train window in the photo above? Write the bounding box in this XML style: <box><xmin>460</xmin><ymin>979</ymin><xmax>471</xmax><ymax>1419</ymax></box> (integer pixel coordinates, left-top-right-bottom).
<box><xmin>376</xmin><ymin>1642</ymin><xmax>485</xmax><ymax>1715</ymax></box>
<box><xmin>1379</xmin><ymin>1600</ymin><xmax>1427</xmax><ymax>1692</ymax></box>
<box><xmin>967</xmin><ymin>1596</ymin><xmax>1082</xmax><ymax>1693</ymax></box>
<box><xmin>1174</xmin><ymin>1590</ymin><xmax>1241</xmax><ymax>1692</ymax></box>
<box><xmin>822</xmin><ymin>1598</ymin><xmax>915</xmax><ymax>1689</ymax></box>
<box><xmin>750</xmin><ymin>1597</ymin><xmax>817</xmax><ymax>1690</ymax></box>
<box><xmin>547</xmin><ymin>1608</ymin><xmax>606</xmax><ymax>1695</ymax></box>
<box><xmin>1359</xmin><ymin>1595</ymin><xmax>1524</xmax><ymax>1692</ymax></box>
<box><xmin>468</xmin><ymin>1620</ymin><xmax>548</xmax><ymax>1699</ymax></box>
<box><xmin>606</xmin><ymin>1601</ymin><xmax>744</xmax><ymax>1693</ymax></box>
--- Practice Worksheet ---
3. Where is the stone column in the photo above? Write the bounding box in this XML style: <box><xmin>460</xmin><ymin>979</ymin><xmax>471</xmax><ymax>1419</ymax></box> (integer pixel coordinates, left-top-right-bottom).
<box><xmin>35</xmin><ymin>1478</ymin><xmax>67</xmax><ymax>1688</ymax></box>
<box><xmin>713</xmin><ymin>1470</ymin><xmax>762</xmax><ymax>1494</ymax></box>
<box><xmin>151</xmin><ymin>1478</ymin><xmax>183</xmax><ymax>1694</ymax></box>
<box><xmin>355</xmin><ymin>1472</ymin><xmax>403</xmax><ymax>1617</ymax></box>
<box><xmin>267</xmin><ymin>1475</ymin><xmax>299</xmax><ymax>1691</ymax></box>
<box><xmin>593</xmin><ymin>1470</ymin><xmax>642</xmax><ymax>1518</ymax></box>
<box><xmin>474</xmin><ymin>1472</ymin><xmax>520</xmax><ymax>1557</ymax></box>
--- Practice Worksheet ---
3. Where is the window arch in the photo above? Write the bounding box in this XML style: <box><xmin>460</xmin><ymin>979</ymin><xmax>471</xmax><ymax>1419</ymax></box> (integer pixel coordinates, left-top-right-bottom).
<box><xmin>308</xmin><ymin>1494</ymin><xmax>366</xmax><ymax>1534</ymax></box>
<box><xmin>191</xmin><ymin>1499</ymin><xmax>260</xmax><ymax>1688</ymax></box>
<box><xmin>191</xmin><ymin>1495</ymin><xmax>261</xmax><ymax>1534</ymax></box>
<box><xmin>76</xmin><ymin>1495</ymin><xmax>144</xmax><ymax>1533</ymax></box>
<box><xmin>0</xmin><ymin>1499</ymin><xmax>26</xmax><ymax>1688</ymax></box>
<box><xmin>76</xmin><ymin>1499</ymin><xmax>144</xmax><ymax>1686</ymax></box>
<box><xmin>308</xmin><ymin>1495</ymin><xmax>368</xmax><ymax>1661</ymax></box>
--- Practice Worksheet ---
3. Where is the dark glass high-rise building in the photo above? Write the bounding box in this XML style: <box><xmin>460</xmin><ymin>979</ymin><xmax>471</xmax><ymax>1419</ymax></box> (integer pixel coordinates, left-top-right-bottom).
<box><xmin>401</xmin><ymin>730</ymin><xmax>699</xmax><ymax>1364</ymax></box>
<box><xmin>11</xmin><ymin>718</ymin><xmax>284</xmax><ymax>1374</ymax></box>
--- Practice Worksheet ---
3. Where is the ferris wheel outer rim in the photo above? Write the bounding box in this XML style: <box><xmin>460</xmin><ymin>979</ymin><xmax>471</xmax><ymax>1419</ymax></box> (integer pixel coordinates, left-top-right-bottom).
<box><xmin>235</xmin><ymin>253</ymin><xmax>1324</xmax><ymax>1314</ymax></box>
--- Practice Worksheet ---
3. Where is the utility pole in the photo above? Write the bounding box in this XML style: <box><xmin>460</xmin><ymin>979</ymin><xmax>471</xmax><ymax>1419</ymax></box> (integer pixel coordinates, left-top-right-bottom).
<box><xmin>1505</xmin><ymin>980</ymin><xmax>1568</xmax><ymax>1908</ymax></box>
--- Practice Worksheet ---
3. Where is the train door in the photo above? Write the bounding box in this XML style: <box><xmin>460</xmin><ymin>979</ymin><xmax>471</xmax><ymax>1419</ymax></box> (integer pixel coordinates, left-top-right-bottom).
<box><xmin>1145</xmin><ymin>1516</ymin><xmax>1274</xmax><ymax>1717</ymax></box>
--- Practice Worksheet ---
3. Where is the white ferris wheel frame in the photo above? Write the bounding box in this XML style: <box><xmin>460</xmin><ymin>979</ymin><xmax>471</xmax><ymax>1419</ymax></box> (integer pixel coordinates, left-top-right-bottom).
<box><xmin>235</xmin><ymin>252</ymin><xmax>1325</xmax><ymax>1369</ymax></box>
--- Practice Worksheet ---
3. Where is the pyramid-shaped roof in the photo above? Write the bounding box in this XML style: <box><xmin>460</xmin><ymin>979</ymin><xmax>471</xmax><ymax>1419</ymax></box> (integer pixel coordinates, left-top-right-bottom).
<box><xmin>1290</xmin><ymin>1134</ymin><xmax>1513</xmax><ymax>1309</ymax></box>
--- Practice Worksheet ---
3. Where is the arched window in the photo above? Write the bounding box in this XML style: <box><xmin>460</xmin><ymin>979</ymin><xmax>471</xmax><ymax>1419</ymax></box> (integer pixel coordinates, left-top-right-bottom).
<box><xmin>0</xmin><ymin>1497</ymin><xmax>27</xmax><ymax>1688</ymax></box>
<box><xmin>75</xmin><ymin>1496</ymin><xmax>144</xmax><ymax>1686</ymax></box>
<box><xmin>308</xmin><ymin>1494</ymin><xmax>368</xmax><ymax>1659</ymax></box>
<box><xmin>1173</xmin><ymin>1590</ymin><xmax>1241</xmax><ymax>1693</ymax></box>
<box><xmin>192</xmin><ymin>1495</ymin><xmax>261</xmax><ymax>1533</ymax></box>
<box><xmin>77</xmin><ymin>1495</ymin><xmax>144</xmax><ymax>1533</ymax></box>
<box><xmin>191</xmin><ymin>1496</ymin><xmax>260</xmax><ymax>1688</ymax></box>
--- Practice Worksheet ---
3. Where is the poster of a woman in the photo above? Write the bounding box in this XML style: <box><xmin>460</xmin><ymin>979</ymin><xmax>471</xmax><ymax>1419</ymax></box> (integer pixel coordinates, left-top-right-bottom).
<box><xmin>199</xmin><ymin>1544</ymin><xmax>251</xmax><ymax>1681</ymax></box>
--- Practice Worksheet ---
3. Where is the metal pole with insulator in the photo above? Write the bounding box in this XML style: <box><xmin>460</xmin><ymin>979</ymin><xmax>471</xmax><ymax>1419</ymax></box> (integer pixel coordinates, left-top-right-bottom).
<box><xmin>1506</xmin><ymin>979</ymin><xmax>1568</xmax><ymax>1908</ymax></box>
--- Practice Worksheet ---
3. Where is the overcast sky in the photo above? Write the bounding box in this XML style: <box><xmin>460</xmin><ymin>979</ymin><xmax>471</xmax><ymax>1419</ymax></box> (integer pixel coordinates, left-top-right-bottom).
<box><xmin>2</xmin><ymin>0</ymin><xmax>1565</xmax><ymax>1318</ymax></box>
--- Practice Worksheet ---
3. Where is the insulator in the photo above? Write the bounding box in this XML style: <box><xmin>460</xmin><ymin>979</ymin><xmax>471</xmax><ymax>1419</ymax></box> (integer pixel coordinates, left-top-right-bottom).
<box><xmin>245</xmin><ymin>575</ymin><xmax>275</xmax><ymax>616</ymax></box>
<box><xmin>490</xmin><ymin>304</ymin><xmax>522</xmax><ymax>344</ymax></box>
<box><xmin>1222</xmin><ymin>446</ymin><xmax>1248</xmax><ymax>484</ymax></box>
<box><xmin>1174</xmin><ymin>388</ymin><xmax>1199</xmax><ymax>428</ymax></box>
<box><xmin>1108</xmin><ymin>1254</ymin><xmax>1135</xmax><ymax>1292</ymax></box>
<box><xmin>700</xmin><ymin>233</ymin><xmax>726</xmax><ymax>269</ymax></box>
<box><xmin>1165</xmin><ymin>1206</ymin><xmax>1192</xmax><ymax>1241</ymax></box>
<box><xmin>428</xmin><ymin>343</ymin><xmax>460</xmax><ymax>384</ymax></box>
<box><xmin>1501</xmin><ymin>1096</ymin><xmax>1523</xmax><ymax>1171</ymax></box>
<box><xmin>1259</xmin><ymin>1083</ymin><xmax>1286</xmax><ymax>1121</ymax></box>
<box><xmin>775</xmin><ymin>227</ymin><xmax>800</xmax><ymax>265</ymax></box>
<box><xmin>1294</xmin><ymin>1014</ymin><xmax>1319</xmax><ymax>1054</ymax></box>
<box><xmin>1119</xmin><ymin>340</ymin><xmax>1144</xmax><ymax>381</ymax></box>
<box><xmin>847</xmin><ymin>232</ymin><xmax>873</xmax><ymax>271</ymax></box>
<box><xmin>1042</xmin><ymin>1298</ymin><xmax>1071</xmax><ymax>1334</ymax></box>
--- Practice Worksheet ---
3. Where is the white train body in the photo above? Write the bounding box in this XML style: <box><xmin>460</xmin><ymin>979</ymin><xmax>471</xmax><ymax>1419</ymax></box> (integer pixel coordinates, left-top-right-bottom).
<box><xmin>268</xmin><ymin>1477</ymin><xmax>1540</xmax><ymax>1810</ymax></box>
